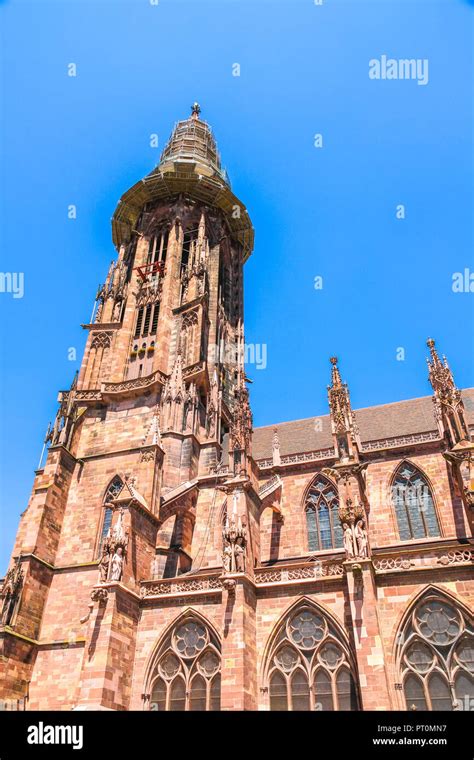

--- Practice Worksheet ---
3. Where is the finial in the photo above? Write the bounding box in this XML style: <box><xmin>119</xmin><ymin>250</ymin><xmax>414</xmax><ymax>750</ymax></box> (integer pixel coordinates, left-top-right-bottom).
<box><xmin>329</xmin><ymin>356</ymin><xmax>342</xmax><ymax>388</ymax></box>
<box><xmin>191</xmin><ymin>102</ymin><xmax>201</xmax><ymax>119</ymax></box>
<box><xmin>426</xmin><ymin>337</ymin><xmax>441</xmax><ymax>367</ymax></box>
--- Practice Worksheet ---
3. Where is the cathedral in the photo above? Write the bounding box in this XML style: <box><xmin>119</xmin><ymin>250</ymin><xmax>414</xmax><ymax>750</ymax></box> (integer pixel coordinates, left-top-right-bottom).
<box><xmin>1</xmin><ymin>105</ymin><xmax>473</xmax><ymax>712</ymax></box>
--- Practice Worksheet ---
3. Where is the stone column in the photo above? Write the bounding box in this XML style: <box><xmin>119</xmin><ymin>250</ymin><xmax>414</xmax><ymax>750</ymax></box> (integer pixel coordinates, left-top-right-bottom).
<box><xmin>75</xmin><ymin>585</ymin><xmax>139</xmax><ymax>710</ymax></box>
<box><xmin>344</xmin><ymin>559</ymin><xmax>392</xmax><ymax>710</ymax></box>
<box><xmin>220</xmin><ymin>575</ymin><xmax>257</xmax><ymax>711</ymax></box>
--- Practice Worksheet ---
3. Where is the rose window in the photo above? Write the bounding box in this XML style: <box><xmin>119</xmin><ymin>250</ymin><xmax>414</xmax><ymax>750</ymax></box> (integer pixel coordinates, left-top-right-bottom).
<box><xmin>288</xmin><ymin>610</ymin><xmax>326</xmax><ymax>650</ymax></box>
<box><xmin>415</xmin><ymin>601</ymin><xmax>461</xmax><ymax>646</ymax></box>
<box><xmin>173</xmin><ymin>621</ymin><xmax>208</xmax><ymax>658</ymax></box>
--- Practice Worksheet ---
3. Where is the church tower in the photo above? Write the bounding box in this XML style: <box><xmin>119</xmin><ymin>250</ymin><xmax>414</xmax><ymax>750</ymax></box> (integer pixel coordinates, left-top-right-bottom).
<box><xmin>0</xmin><ymin>105</ymin><xmax>257</xmax><ymax>710</ymax></box>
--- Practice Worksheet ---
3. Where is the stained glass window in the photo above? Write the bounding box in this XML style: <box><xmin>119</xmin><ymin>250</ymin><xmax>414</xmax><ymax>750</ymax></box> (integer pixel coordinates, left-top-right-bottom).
<box><xmin>267</xmin><ymin>604</ymin><xmax>359</xmax><ymax>711</ymax></box>
<box><xmin>149</xmin><ymin>616</ymin><xmax>221</xmax><ymax>712</ymax></box>
<box><xmin>391</xmin><ymin>463</ymin><xmax>440</xmax><ymax>541</ymax></box>
<box><xmin>399</xmin><ymin>594</ymin><xmax>473</xmax><ymax>711</ymax></box>
<box><xmin>305</xmin><ymin>475</ymin><xmax>343</xmax><ymax>552</ymax></box>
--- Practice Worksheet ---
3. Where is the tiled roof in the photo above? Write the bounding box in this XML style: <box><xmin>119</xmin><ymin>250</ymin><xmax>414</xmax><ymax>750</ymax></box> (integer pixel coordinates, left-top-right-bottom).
<box><xmin>252</xmin><ymin>388</ymin><xmax>474</xmax><ymax>461</ymax></box>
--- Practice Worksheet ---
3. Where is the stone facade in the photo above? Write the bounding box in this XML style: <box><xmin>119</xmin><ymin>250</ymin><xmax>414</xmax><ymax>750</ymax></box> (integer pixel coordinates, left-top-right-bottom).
<box><xmin>1</xmin><ymin>106</ymin><xmax>473</xmax><ymax>712</ymax></box>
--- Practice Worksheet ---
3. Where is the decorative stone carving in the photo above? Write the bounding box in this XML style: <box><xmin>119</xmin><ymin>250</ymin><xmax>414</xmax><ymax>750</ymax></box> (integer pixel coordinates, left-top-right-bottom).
<box><xmin>102</xmin><ymin>369</ymin><xmax>166</xmax><ymax>396</ymax></box>
<box><xmin>327</xmin><ymin>357</ymin><xmax>360</xmax><ymax>463</ymax></box>
<box><xmin>0</xmin><ymin>557</ymin><xmax>24</xmax><ymax>627</ymax></box>
<box><xmin>140</xmin><ymin>448</ymin><xmax>156</xmax><ymax>463</ymax></box>
<box><xmin>99</xmin><ymin>507</ymin><xmax>129</xmax><ymax>584</ymax></box>
<box><xmin>222</xmin><ymin>578</ymin><xmax>236</xmax><ymax>596</ymax></box>
<box><xmin>272</xmin><ymin>428</ymin><xmax>281</xmax><ymax>467</ymax></box>
<box><xmin>427</xmin><ymin>338</ymin><xmax>470</xmax><ymax>447</ymax></box>
<box><xmin>140</xmin><ymin>575</ymin><xmax>222</xmax><ymax>598</ymax></box>
<box><xmin>222</xmin><ymin>502</ymin><xmax>247</xmax><ymax>574</ymax></box>
<box><xmin>45</xmin><ymin>373</ymin><xmax>78</xmax><ymax>449</ymax></box>
<box><xmin>98</xmin><ymin>546</ymin><xmax>110</xmax><ymax>583</ymax></box>
<box><xmin>206</xmin><ymin>369</ymin><xmax>220</xmax><ymax>440</ymax></box>
<box><xmin>373</xmin><ymin>557</ymin><xmax>413</xmax><ymax>572</ymax></box>
<box><xmin>90</xmin><ymin>587</ymin><xmax>108</xmax><ymax>604</ymax></box>
<box><xmin>90</xmin><ymin>332</ymin><xmax>111</xmax><ymax>351</ymax></box>
<box><xmin>438</xmin><ymin>550</ymin><xmax>473</xmax><ymax>566</ymax></box>
<box><xmin>110</xmin><ymin>547</ymin><xmax>124</xmax><ymax>582</ymax></box>
<box><xmin>254</xmin><ymin>562</ymin><xmax>344</xmax><ymax>585</ymax></box>
<box><xmin>339</xmin><ymin>499</ymin><xmax>369</xmax><ymax>560</ymax></box>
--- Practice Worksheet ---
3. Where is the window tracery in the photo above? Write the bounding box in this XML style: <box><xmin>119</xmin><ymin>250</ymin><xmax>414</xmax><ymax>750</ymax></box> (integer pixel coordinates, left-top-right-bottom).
<box><xmin>398</xmin><ymin>594</ymin><xmax>474</xmax><ymax>711</ymax></box>
<box><xmin>149</xmin><ymin>616</ymin><xmax>221</xmax><ymax>711</ymax></box>
<box><xmin>266</xmin><ymin>604</ymin><xmax>358</xmax><ymax>711</ymax></box>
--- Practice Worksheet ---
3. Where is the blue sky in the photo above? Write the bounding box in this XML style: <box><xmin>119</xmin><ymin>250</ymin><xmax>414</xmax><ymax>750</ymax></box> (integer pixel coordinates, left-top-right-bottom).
<box><xmin>0</xmin><ymin>0</ymin><xmax>473</xmax><ymax>572</ymax></box>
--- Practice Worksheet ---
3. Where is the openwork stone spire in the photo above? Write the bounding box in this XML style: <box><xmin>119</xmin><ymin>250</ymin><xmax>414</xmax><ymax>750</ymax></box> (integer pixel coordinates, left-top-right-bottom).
<box><xmin>426</xmin><ymin>338</ymin><xmax>470</xmax><ymax>447</ymax></box>
<box><xmin>159</xmin><ymin>103</ymin><xmax>228</xmax><ymax>185</ymax></box>
<box><xmin>327</xmin><ymin>357</ymin><xmax>360</xmax><ymax>463</ymax></box>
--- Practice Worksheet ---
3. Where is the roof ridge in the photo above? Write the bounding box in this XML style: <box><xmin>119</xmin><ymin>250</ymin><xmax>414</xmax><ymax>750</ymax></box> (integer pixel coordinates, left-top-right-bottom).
<box><xmin>253</xmin><ymin>388</ymin><xmax>474</xmax><ymax>433</ymax></box>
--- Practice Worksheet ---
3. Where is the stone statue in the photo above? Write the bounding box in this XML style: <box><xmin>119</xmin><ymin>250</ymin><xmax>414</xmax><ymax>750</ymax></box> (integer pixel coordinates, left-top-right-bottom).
<box><xmin>0</xmin><ymin>559</ymin><xmax>24</xmax><ymax>627</ymax></box>
<box><xmin>1</xmin><ymin>593</ymin><xmax>16</xmax><ymax>627</ymax></box>
<box><xmin>343</xmin><ymin>523</ymin><xmax>354</xmax><ymax>559</ymax></box>
<box><xmin>184</xmin><ymin>400</ymin><xmax>193</xmax><ymax>432</ymax></box>
<box><xmin>222</xmin><ymin>545</ymin><xmax>232</xmax><ymax>573</ymax></box>
<box><xmin>207</xmin><ymin>407</ymin><xmax>216</xmax><ymax>438</ymax></box>
<box><xmin>222</xmin><ymin>505</ymin><xmax>247</xmax><ymax>574</ymax></box>
<box><xmin>98</xmin><ymin>547</ymin><xmax>110</xmax><ymax>583</ymax></box>
<box><xmin>355</xmin><ymin>519</ymin><xmax>368</xmax><ymax>559</ymax></box>
<box><xmin>110</xmin><ymin>547</ymin><xmax>124</xmax><ymax>582</ymax></box>
<box><xmin>234</xmin><ymin>541</ymin><xmax>245</xmax><ymax>573</ymax></box>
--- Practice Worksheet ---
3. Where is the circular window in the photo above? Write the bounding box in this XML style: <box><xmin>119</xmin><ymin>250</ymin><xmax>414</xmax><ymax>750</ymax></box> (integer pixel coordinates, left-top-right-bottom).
<box><xmin>415</xmin><ymin>601</ymin><xmax>461</xmax><ymax>645</ymax></box>
<box><xmin>274</xmin><ymin>646</ymin><xmax>299</xmax><ymax>672</ymax></box>
<box><xmin>173</xmin><ymin>621</ymin><xmax>208</xmax><ymax>658</ymax></box>
<box><xmin>158</xmin><ymin>652</ymin><xmax>180</xmax><ymax>679</ymax></box>
<box><xmin>288</xmin><ymin>610</ymin><xmax>326</xmax><ymax>650</ymax></box>
<box><xmin>197</xmin><ymin>650</ymin><xmax>220</xmax><ymax>677</ymax></box>
<box><xmin>405</xmin><ymin>641</ymin><xmax>435</xmax><ymax>673</ymax></box>
<box><xmin>319</xmin><ymin>642</ymin><xmax>344</xmax><ymax>670</ymax></box>
<box><xmin>455</xmin><ymin>639</ymin><xmax>474</xmax><ymax>673</ymax></box>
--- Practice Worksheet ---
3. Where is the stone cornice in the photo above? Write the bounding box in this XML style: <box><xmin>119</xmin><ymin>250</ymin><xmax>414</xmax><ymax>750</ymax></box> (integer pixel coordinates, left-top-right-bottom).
<box><xmin>101</xmin><ymin>370</ymin><xmax>167</xmax><ymax>400</ymax></box>
<box><xmin>0</xmin><ymin>626</ymin><xmax>38</xmax><ymax>645</ymax></box>
<box><xmin>0</xmin><ymin>626</ymin><xmax>86</xmax><ymax>649</ymax></box>
<box><xmin>14</xmin><ymin>553</ymin><xmax>98</xmax><ymax>573</ymax></box>
<box><xmin>81</xmin><ymin>322</ymin><xmax>122</xmax><ymax>331</ymax></box>
<box><xmin>78</xmin><ymin>445</ymin><xmax>155</xmax><ymax>461</ymax></box>
<box><xmin>255</xmin><ymin>431</ymin><xmax>444</xmax><ymax>472</ymax></box>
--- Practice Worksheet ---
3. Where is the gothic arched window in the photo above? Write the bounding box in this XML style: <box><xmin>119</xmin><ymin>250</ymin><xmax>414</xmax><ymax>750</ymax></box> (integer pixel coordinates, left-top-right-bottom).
<box><xmin>86</xmin><ymin>332</ymin><xmax>111</xmax><ymax>387</ymax></box>
<box><xmin>149</xmin><ymin>616</ymin><xmax>221</xmax><ymax>712</ymax></box>
<box><xmin>397</xmin><ymin>593</ymin><xmax>474</xmax><ymax>711</ymax></box>
<box><xmin>266</xmin><ymin>604</ymin><xmax>359</xmax><ymax>711</ymax></box>
<box><xmin>97</xmin><ymin>476</ymin><xmax>123</xmax><ymax>556</ymax></box>
<box><xmin>180</xmin><ymin>312</ymin><xmax>199</xmax><ymax>367</ymax></box>
<box><xmin>391</xmin><ymin>463</ymin><xmax>440</xmax><ymax>541</ymax></box>
<box><xmin>305</xmin><ymin>475</ymin><xmax>343</xmax><ymax>552</ymax></box>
